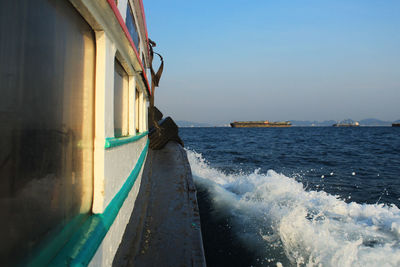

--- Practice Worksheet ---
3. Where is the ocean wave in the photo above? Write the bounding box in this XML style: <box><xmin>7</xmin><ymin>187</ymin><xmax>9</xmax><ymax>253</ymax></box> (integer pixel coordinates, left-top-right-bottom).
<box><xmin>186</xmin><ymin>149</ymin><xmax>400</xmax><ymax>267</ymax></box>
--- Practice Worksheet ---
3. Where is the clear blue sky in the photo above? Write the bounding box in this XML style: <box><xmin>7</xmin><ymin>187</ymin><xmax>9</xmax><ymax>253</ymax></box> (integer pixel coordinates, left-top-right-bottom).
<box><xmin>144</xmin><ymin>0</ymin><xmax>400</xmax><ymax>124</ymax></box>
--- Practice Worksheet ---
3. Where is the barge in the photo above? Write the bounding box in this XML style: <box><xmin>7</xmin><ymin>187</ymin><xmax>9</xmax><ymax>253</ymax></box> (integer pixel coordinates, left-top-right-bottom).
<box><xmin>230</xmin><ymin>120</ymin><xmax>292</xmax><ymax>128</ymax></box>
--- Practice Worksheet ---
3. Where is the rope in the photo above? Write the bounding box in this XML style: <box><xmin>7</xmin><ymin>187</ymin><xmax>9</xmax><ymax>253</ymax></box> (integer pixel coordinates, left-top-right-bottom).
<box><xmin>148</xmin><ymin>38</ymin><xmax>164</xmax><ymax>135</ymax></box>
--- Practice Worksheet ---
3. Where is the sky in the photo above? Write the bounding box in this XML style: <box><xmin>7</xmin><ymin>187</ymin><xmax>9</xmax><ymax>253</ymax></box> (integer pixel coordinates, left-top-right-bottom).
<box><xmin>144</xmin><ymin>0</ymin><xmax>400</xmax><ymax>124</ymax></box>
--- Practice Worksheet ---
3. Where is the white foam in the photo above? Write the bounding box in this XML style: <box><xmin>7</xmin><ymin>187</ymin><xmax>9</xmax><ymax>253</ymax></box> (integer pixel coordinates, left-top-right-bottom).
<box><xmin>187</xmin><ymin>149</ymin><xmax>400</xmax><ymax>267</ymax></box>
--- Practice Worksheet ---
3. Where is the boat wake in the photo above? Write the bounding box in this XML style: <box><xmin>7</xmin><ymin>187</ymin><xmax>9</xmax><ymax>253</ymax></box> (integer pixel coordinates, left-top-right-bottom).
<box><xmin>186</xmin><ymin>149</ymin><xmax>400</xmax><ymax>267</ymax></box>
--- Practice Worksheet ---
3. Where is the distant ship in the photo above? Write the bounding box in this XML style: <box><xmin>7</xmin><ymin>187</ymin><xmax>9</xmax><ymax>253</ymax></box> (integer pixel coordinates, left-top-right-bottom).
<box><xmin>230</xmin><ymin>120</ymin><xmax>292</xmax><ymax>128</ymax></box>
<box><xmin>332</xmin><ymin>119</ymin><xmax>360</xmax><ymax>127</ymax></box>
<box><xmin>393</xmin><ymin>123</ymin><xmax>400</xmax><ymax>127</ymax></box>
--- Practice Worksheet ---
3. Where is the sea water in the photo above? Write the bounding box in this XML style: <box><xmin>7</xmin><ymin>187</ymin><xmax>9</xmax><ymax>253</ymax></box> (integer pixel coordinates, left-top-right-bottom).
<box><xmin>180</xmin><ymin>127</ymin><xmax>400</xmax><ymax>267</ymax></box>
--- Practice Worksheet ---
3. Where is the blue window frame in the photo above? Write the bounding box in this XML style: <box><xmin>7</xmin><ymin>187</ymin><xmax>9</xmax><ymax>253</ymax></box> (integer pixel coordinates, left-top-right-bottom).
<box><xmin>126</xmin><ymin>3</ymin><xmax>140</xmax><ymax>51</ymax></box>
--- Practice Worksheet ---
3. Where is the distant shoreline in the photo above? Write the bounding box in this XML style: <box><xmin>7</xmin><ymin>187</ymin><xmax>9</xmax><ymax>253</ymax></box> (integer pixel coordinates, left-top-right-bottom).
<box><xmin>177</xmin><ymin>118</ymin><xmax>399</xmax><ymax>128</ymax></box>
<box><xmin>179</xmin><ymin>125</ymin><xmax>395</xmax><ymax>128</ymax></box>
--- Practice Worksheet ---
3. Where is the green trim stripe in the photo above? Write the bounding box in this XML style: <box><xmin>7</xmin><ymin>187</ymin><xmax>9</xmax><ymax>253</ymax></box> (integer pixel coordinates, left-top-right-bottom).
<box><xmin>26</xmin><ymin>214</ymin><xmax>89</xmax><ymax>267</ymax></box>
<box><xmin>105</xmin><ymin>131</ymin><xmax>148</xmax><ymax>149</ymax></box>
<box><xmin>48</xmin><ymin>139</ymin><xmax>149</xmax><ymax>266</ymax></box>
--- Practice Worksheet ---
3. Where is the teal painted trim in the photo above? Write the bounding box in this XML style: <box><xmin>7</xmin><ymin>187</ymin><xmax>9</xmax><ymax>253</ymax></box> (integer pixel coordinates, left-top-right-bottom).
<box><xmin>23</xmin><ymin>214</ymin><xmax>88</xmax><ymax>267</ymax></box>
<box><xmin>105</xmin><ymin>131</ymin><xmax>148</xmax><ymax>149</ymax></box>
<box><xmin>48</xmin><ymin>140</ymin><xmax>149</xmax><ymax>266</ymax></box>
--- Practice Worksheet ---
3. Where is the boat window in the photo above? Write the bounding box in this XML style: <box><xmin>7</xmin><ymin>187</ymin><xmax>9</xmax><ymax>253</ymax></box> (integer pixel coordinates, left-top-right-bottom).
<box><xmin>126</xmin><ymin>2</ymin><xmax>140</xmax><ymax>51</ymax></box>
<box><xmin>114</xmin><ymin>60</ymin><xmax>129</xmax><ymax>137</ymax></box>
<box><xmin>135</xmin><ymin>88</ymin><xmax>140</xmax><ymax>133</ymax></box>
<box><xmin>0</xmin><ymin>0</ymin><xmax>95</xmax><ymax>264</ymax></box>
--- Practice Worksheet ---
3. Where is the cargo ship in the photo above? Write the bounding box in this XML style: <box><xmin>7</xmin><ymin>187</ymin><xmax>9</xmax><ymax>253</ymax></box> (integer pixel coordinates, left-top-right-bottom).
<box><xmin>332</xmin><ymin>119</ymin><xmax>360</xmax><ymax>127</ymax></box>
<box><xmin>230</xmin><ymin>120</ymin><xmax>292</xmax><ymax>128</ymax></box>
